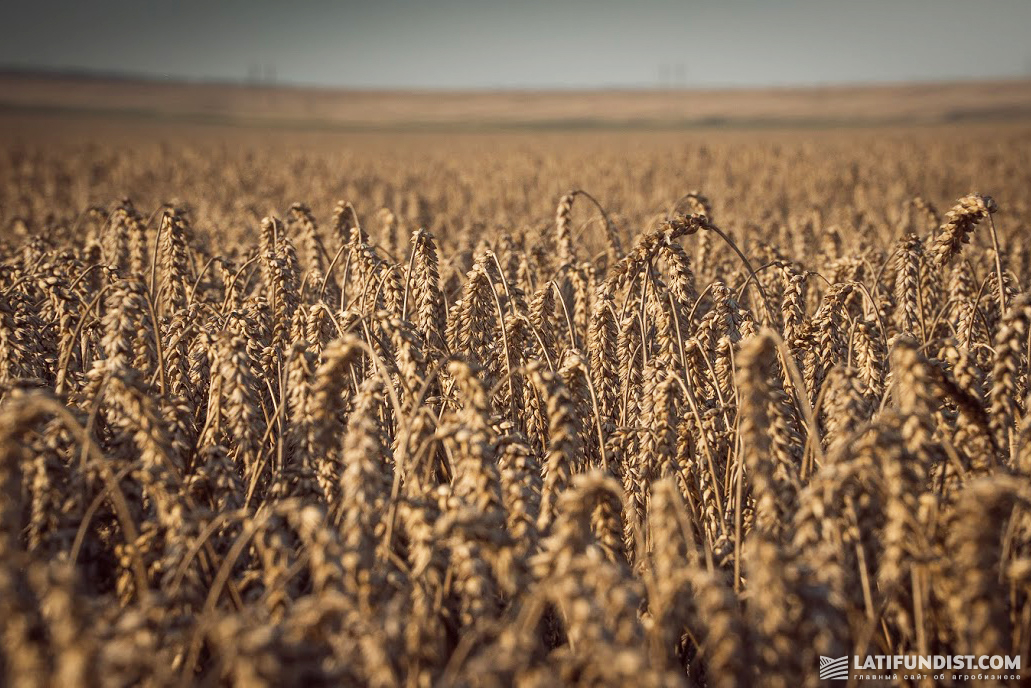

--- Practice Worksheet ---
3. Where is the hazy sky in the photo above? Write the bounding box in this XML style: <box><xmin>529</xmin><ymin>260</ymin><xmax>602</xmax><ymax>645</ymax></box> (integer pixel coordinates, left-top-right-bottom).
<box><xmin>2</xmin><ymin>0</ymin><xmax>1030</xmax><ymax>88</ymax></box>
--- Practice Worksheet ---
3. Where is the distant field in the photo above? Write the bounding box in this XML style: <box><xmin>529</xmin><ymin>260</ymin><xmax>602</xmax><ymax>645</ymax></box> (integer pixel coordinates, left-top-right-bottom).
<box><xmin>3</xmin><ymin>71</ymin><xmax>1031</xmax><ymax>130</ymax></box>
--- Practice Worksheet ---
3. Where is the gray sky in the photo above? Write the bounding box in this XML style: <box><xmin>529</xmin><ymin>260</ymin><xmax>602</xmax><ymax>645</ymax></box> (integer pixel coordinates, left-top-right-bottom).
<box><xmin>2</xmin><ymin>0</ymin><xmax>1030</xmax><ymax>88</ymax></box>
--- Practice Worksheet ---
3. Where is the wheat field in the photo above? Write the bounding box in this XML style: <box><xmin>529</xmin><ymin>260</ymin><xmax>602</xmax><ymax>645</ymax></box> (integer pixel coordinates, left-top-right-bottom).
<box><xmin>2</xmin><ymin>120</ymin><xmax>1031</xmax><ymax>686</ymax></box>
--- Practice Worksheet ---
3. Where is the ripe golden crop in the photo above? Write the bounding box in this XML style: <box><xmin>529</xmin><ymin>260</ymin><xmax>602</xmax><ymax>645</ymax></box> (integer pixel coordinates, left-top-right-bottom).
<box><xmin>2</xmin><ymin>123</ymin><xmax>1030</xmax><ymax>686</ymax></box>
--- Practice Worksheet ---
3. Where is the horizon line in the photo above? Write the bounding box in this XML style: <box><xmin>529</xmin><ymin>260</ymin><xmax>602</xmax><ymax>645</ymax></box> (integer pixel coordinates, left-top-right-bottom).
<box><xmin>3</xmin><ymin>63</ymin><xmax>1029</xmax><ymax>94</ymax></box>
